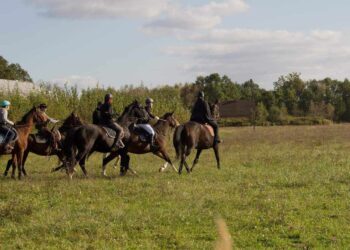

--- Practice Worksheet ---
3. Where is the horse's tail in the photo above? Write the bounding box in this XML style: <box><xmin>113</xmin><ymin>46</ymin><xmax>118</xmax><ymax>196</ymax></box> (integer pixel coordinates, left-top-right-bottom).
<box><xmin>180</xmin><ymin>123</ymin><xmax>195</xmax><ymax>157</ymax></box>
<box><xmin>62</xmin><ymin>127</ymin><xmax>79</xmax><ymax>167</ymax></box>
<box><xmin>173</xmin><ymin>125</ymin><xmax>183</xmax><ymax>160</ymax></box>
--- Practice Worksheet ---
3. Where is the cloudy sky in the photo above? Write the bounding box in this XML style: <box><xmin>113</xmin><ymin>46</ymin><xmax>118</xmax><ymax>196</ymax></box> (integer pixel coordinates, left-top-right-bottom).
<box><xmin>1</xmin><ymin>0</ymin><xmax>350</xmax><ymax>89</ymax></box>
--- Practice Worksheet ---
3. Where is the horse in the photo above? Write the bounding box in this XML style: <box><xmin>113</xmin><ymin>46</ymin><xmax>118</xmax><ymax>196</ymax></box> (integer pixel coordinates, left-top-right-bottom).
<box><xmin>63</xmin><ymin>100</ymin><xmax>147</xmax><ymax>179</ymax></box>
<box><xmin>173</xmin><ymin>121</ymin><xmax>220</xmax><ymax>174</ymax></box>
<box><xmin>0</xmin><ymin>107</ymin><xmax>48</xmax><ymax>179</ymax></box>
<box><xmin>159</xmin><ymin>100</ymin><xmax>220</xmax><ymax>172</ymax></box>
<box><xmin>3</xmin><ymin>112</ymin><xmax>84</xmax><ymax>177</ymax></box>
<box><xmin>101</xmin><ymin>111</ymin><xmax>179</xmax><ymax>176</ymax></box>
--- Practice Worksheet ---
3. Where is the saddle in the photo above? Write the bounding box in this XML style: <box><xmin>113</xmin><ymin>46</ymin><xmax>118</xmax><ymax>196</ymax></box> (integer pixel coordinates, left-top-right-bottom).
<box><xmin>201</xmin><ymin>124</ymin><xmax>214</xmax><ymax>137</ymax></box>
<box><xmin>34</xmin><ymin>134</ymin><xmax>47</xmax><ymax>144</ymax></box>
<box><xmin>101</xmin><ymin>127</ymin><xmax>117</xmax><ymax>138</ymax></box>
<box><xmin>34</xmin><ymin>130</ymin><xmax>62</xmax><ymax>145</ymax></box>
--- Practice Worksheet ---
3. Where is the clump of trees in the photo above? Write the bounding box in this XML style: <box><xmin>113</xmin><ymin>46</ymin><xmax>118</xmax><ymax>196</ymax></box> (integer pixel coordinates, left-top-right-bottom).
<box><xmin>0</xmin><ymin>56</ymin><xmax>32</xmax><ymax>82</ymax></box>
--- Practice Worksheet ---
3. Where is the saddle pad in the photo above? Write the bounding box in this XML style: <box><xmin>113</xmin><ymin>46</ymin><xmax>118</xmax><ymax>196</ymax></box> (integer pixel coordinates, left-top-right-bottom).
<box><xmin>0</xmin><ymin>134</ymin><xmax>5</xmax><ymax>144</ymax></box>
<box><xmin>202</xmin><ymin>124</ymin><xmax>214</xmax><ymax>137</ymax></box>
<box><xmin>34</xmin><ymin>134</ymin><xmax>48</xmax><ymax>144</ymax></box>
<box><xmin>133</xmin><ymin>125</ymin><xmax>153</xmax><ymax>142</ymax></box>
<box><xmin>102</xmin><ymin>127</ymin><xmax>117</xmax><ymax>138</ymax></box>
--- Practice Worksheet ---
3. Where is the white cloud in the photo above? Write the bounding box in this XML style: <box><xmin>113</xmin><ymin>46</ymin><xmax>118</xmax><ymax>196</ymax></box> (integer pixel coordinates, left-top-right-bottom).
<box><xmin>165</xmin><ymin>29</ymin><xmax>350</xmax><ymax>87</ymax></box>
<box><xmin>143</xmin><ymin>0</ymin><xmax>249</xmax><ymax>33</ymax></box>
<box><xmin>26</xmin><ymin>0</ymin><xmax>169</xmax><ymax>19</ymax></box>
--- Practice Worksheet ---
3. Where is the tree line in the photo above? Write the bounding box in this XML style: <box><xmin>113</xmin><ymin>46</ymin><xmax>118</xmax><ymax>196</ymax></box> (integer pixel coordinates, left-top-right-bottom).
<box><xmin>1</xmin><ymin>55</ymin><xmax>350</xmax><ymax>125</ymax></box>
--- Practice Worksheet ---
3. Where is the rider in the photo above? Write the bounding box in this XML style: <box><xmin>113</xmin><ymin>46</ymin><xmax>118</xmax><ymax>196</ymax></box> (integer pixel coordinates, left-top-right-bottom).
<box><xmin>135</xmin><ymin>97</ymin><xmax>159</xmax><ymax>151</ymax></box>
<box><xmin>190</xmin><ymin>91</ymin><xmax>221</xmax><ymax>145</ymax></box>
<box><xmin>92</xmin><ymin>101</ymin><xmax>102</xmax><ymax>125</ymax></box>
<box><xmin>0</xmin><ymin>100</ymin><xmax>16</xmax><ymax>150</ymax></box>
<box><xmin>145</xmin><ymin>98</ymin><xmax>159</xmax><ymax>121</ymax></box>
<box><xmin>37</xmin><ymin>103</ymin><xmax>60</xmax><ymax>149</ymax></box>
<box><xmin>100</xmin><ymin>93</ymin><xmax>124</xmax><ymax>151</ymax></box>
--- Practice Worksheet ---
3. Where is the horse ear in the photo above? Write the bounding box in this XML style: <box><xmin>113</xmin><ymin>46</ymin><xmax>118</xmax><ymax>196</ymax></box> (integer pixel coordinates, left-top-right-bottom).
<box><xmin>171</xmin><ymin>110</ymin><xmax>175</xmax><ymax>115</ymax></box>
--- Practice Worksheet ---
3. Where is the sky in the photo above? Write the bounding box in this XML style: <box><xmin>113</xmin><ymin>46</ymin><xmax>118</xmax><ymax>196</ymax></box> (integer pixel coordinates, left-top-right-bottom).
<box><xmin>1</xmin><ymin>0</ymin><xmax>350</xmax><ymax>89</ymax></box>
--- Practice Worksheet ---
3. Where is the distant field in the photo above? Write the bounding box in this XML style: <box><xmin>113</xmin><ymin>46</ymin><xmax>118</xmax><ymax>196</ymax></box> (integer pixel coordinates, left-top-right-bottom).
<box><xmin>1</xmin><ymin>125</ymin><xmax>350</xmax><ymax>249</ymax></box>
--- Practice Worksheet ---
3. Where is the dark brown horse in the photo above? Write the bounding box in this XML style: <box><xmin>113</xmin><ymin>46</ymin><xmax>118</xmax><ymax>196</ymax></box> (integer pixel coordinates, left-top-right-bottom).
<box><xmin>63</xmin><ymin>101</ymin><xmax>147</xmax><ymax>179</ymax></box>
<box><xmin>101</xmin><ymin>112</ymin><xmax>179</xmax><ymax>176</ymax></box>
<box><xmin>0</xmin><ymin>107</ymin><xmax>48</xmax><ymax>179</ymax></box>
<box><xmin>3</xmin><ymin>112</ymin><xmax>84</xmax><ymax>177</ymax></box>
<box><xmin>173</xmin><ymin>121</ymin><xmax>220</xmax><ymax>174</ymax></box>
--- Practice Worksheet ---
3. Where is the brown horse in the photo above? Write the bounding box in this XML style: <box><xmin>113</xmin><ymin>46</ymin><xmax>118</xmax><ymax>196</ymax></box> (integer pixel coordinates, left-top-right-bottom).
<box><xmin>3</xmin><ymin>112</ymin><xmax>84</xmax><ymax>177</ymax></box>
<box><xmin>101</xmin><ymin>112</ymin><xmax>179</xmax><ymax>176</ymax></box>
<box><xmin>173</xmin><ymin>121</ymin><xmax>220</xmax><ymax>174</ymax></box>
<box><xmin>0</xmin><ymin>107</ymin><xmax>48</xmax><ymax>179</ymax></box>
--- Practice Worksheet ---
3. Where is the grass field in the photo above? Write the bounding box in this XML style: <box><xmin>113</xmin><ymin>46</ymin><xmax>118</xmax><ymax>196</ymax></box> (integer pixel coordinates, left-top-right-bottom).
<box><xmin>1</xmin><ymin>125</ymin><xmax>350</xmax><ymax>249</ymax></box>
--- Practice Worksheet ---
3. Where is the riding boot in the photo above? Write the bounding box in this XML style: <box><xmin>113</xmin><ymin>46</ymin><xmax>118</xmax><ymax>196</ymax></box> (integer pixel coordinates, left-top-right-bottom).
<box><xmin>213</xmin><ymin>133</ymin><xmax>222</xmax><ymax>145</ymax></box>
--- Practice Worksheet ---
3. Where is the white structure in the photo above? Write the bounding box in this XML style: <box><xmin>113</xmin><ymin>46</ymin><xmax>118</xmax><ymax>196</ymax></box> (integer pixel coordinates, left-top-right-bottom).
<box><xmin>0</xmin><ymin>79</ymin><xmax>40</xmax><ymax>95</ymax></box>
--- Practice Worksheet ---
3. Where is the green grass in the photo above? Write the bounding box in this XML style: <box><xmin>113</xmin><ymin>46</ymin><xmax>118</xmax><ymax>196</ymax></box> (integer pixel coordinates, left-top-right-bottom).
<box><xmin>2</xmin><ymin>125</ymin><xmax>350</xmax><ymax>249</ymax></box>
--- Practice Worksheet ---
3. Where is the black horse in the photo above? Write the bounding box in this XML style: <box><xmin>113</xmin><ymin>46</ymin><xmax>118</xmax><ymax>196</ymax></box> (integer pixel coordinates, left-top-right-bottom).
<box><xmin>63</xmin><ymin>100</ymin><xmax>147</xmax><ymax>179</ymax></box>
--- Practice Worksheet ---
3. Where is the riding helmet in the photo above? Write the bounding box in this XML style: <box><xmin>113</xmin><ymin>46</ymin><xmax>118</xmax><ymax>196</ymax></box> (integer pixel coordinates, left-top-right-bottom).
<box><xmin>105</xmin><ymin>93</ymin><xmax>113</xmax><ymax>102</ymax></box>
<box><xmin>145</xmin><ymin>97</ymin><xmax>154</xmax><ymax>104</ymax></box>
<box><xmin>198</xmin><ymin>91</ymin><xmax>205</xmax><ymax>98</ymax></box>
<box><xmin>1</xmin><ymin>100</ymin><xmax>11</xmax><ymax>107</ymax></box>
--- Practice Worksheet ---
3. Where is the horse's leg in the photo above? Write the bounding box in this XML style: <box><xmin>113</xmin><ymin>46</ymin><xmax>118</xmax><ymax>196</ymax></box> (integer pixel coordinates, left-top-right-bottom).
<box><xmin>154</xmin><ymin>149</ymin><xmax>178</xmax><ymax>173</ymax></box>
<box><xmin>191</xmin><ymin>149</ymin><xmax>202</xmax><ymax>172</ymax></box>
<box><xmin>11</xmin><ymin>154</ymin><xmax>17</xmax><ymax>179</ymax></box>
<box><xmin>21</xmin><ymin>149</ymin><xmax>29</xmax><ymax>176</ymax></box>
<box><xmin>120</xmin><ymin>153</ymin><xmax>130</xmax><ymax>176</ymax></box>
<box><xmin>17</xmin><ymin>150</ymin><xmax>24</xmax><ymax>180</ymax></box>
<box><xmin>213</xmin><ymin>144</ymin><xmax>220</xmax><ymax>169</ymax></box>
<box><xmin>102</xmin><ymin>151</ymin><xmax>119</xmax><ymax>177</ymax></box>
<box><xmin>79</xmin><ymin>156</ymin><xmax>88</xmax><ymax>177</ymax></box>
<box><xmin>4</xmin><ymin>158</ymin><xmax>12</xmax><ymax>176</ymax></box>
<box><xmin>51</xmin><ymin>164</ymin><xmax>65</xmax><ymax>173</ymax></box>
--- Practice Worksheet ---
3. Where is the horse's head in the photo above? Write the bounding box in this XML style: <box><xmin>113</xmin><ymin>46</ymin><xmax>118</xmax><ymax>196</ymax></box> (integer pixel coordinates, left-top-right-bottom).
<box><xmin>161</xmin><ymin>111</ymin><xmax>179</xmax><ymax>128</ymax></box>
<box><xmin>64</xmin><ymin>112</ymin><xmax>83</xmax><ymax>127</ymax></box>
<box><xmin>119</xmin><ymin>100</ymin><xmax>147</xmax><ymax>124</ymax></box>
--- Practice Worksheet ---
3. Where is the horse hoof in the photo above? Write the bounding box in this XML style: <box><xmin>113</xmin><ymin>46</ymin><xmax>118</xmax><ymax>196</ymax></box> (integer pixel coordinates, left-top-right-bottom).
<box><xmin>159</xmin><ymin>167</ymin><xmax>164</xmax><ymax>172</ymax></box>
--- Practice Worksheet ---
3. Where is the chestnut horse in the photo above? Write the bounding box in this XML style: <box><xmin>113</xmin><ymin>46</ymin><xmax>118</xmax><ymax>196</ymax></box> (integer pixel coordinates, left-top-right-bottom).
<box><xmin>3</xmin><ymin>112</ymin><xmax>84</xmax><ymax>177</ymax></box>
<box><xmin>0</xmin><ymin>107</ymin><xmax>48</xmax><ymax>179</ymax></box>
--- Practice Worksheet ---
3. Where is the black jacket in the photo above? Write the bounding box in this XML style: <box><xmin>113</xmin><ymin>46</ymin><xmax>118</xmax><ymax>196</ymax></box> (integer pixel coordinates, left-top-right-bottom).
<box><xmin>92</xmin><ymin>108</ymin><xmax>101</xmax><ymax>125</ymax></box>
<box><xmin>100</xmin><ymin>103</ymin><xmax>114</xmax><ymax>124</ymax></box>
<box><xmin>190</xmin><ymin>97</ymin><xmax>213</xmax><ymax>123</ymax></box>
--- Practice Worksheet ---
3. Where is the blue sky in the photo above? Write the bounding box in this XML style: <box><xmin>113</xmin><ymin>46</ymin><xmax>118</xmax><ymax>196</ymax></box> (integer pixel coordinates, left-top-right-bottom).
<box><xmin>1</xmin><ymin>0</ymin><xmax>350</xmax><ymax>89</ymax></box>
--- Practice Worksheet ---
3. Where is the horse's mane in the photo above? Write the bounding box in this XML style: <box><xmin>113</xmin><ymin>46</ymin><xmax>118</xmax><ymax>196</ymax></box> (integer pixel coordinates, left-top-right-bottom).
<box><xmin>62</xmin><ymin>112</ymin><xmax>84</xmax><ymax>126</ymax></box>
<box><xmin>16</xmin><ymin>107</ymin><xmax>36</xmax><ymax>125</ymax></box>
<box><xmin>117</xmin><ymin>100</ymin><xmax>139</xmax><ymax>123</ymax></box>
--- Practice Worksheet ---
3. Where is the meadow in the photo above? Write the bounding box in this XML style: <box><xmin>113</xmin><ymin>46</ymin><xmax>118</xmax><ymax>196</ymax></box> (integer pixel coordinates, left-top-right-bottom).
<box><xmin>1</xmin><ymin>125</ymin><xmax>350</xmax><ymax>249</ymax></box>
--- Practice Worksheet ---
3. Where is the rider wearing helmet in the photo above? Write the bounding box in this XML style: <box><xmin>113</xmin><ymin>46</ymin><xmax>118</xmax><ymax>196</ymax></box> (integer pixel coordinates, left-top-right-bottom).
<box><xmin>136</xmin><ymin>97</ymin><xmax>159</xmax><ymax>151</ymax></box>
<box><xmin>190</xmin><ymin>91</ymin><xmax>221</xmax><ymax>145</ymax></box>
<box><xmin>99</xmin><ymin>93</ymin><xmax>124</xmax><ymax>151</ymax></box>
<box><xmin>145</xmin><ymin>98</ymin><xmax>159</xmax><ymax>121</ymax></box>
<box><xmin>0</xmin><ymin>100</ymin><xmax>16</xmax><ymax>151</ymax></box>
<box><xmin>37</xmin><ymin>103</ymin><xmax>60</xmax><ymax>150</ymax></box>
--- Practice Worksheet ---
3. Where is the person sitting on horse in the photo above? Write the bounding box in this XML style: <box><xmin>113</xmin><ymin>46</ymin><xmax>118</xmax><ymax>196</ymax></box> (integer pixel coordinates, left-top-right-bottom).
<box><xmin>0</xmin><ymin>100</ymin><xmax>16</xmax><ymax>151</ymax></box>
<box><xmin>145</xmin><ymin>98</ymin><xmax>159</xmax><ymax>121</ymax></box>
<box><xmin>92</xmin><ymin>101</ymin><xmax>103</xmax><ymax>125</ymax></box>
<box><xmin>134</xmin><ymin>97</ymin><xmax>159</xmax><ymax>151</ymax></box>
<box><xmin>190</xmin><ymin>91</ymin><xmax>221</xmax><ymax>145</ymax></box>
<box><xmin>37</xmin><ymin>103</ymin><xmax>60</xmax><ymax>150</ymax></box>
<box><xmin>99</xmin><ymin>93</ymin><xmax>124</xmax><ymax>151</ymax></box>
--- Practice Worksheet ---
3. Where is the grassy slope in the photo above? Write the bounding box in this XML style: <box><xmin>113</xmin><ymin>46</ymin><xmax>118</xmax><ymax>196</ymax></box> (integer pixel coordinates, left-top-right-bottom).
<box><xmin>1</xmin><ymin>125</ymin><xmax>350</xmax><ymax>249</ymax></box>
